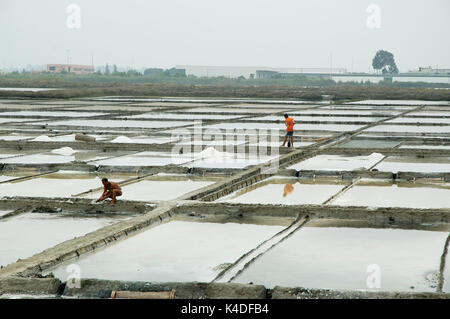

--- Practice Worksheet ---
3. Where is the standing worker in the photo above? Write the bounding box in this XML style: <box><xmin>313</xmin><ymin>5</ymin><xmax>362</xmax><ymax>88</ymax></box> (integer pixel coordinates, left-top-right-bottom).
<box><xmin>96</xmin><ymin>178</ymin><xmax>122</xmax><ymax>205</ymax></box>
<box><xmin>281</xmin><ymin>114</ymin><xmax>296</xmax><ymax>148</ymax></box>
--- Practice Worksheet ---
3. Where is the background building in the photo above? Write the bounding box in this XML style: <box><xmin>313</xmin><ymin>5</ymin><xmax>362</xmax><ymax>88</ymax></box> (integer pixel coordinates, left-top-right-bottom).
<box><xmin>47</xmin><ymin>64</ymin><xmax>94</xmax><ymax>74</ymax></box>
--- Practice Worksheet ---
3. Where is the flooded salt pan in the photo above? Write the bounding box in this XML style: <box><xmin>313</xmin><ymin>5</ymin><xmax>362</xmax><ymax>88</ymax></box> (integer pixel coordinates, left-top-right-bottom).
<box><xmin>0</xmin><ymin>111</ymin><xmax>107</xmax><ymax>117</ymax></box>
<box><xmin>0</xmin><ymin>134</ymin><xmax>34</xmax><ymax>141</ymax></box>
<box><xmin>399</xmin><ymin>145</ymin><xmax>450</xmax><ymax>150</ymax></box>
<box><xmin>248</xmin><ymin>141</ymin><xmax>313</xmax><ymax>148</ymax></box>
<box><xmin>120</xmin><ymin>113</ymin><xmax>242</xmax><ymax>120</ymax></box>
<box><xmin>219</xmin><ymin>179</ymin><xmax>346</xmax><ymax>205</ymax></box>
<box><xmin>31</xmin><ymin>134</ymin><xmax>108</xmax><ymax>142</ymax></box>
<box><xmin>0</xmin><ymin>210</ymin><xmax>13</xmax><ymax>217</ymax></box>
<box><xmin>233</xmin><ymin>226</ymin><xmax>448</xmax><ymax>291</ymax></box>
<box><xmin>30</xmin><ymin>119</ymin><xmax>193</xmax><ymax>129</ymax></box>
<box><xmin>365</xmin><ymin>125</ymin><xmax>450</xmax><ymax>134</ymax></box>
<box><xmin>0</xmin><ymin>213</ymin><xmax>128</xmax><ymax>268</ymax></box>
<box><xmin>1</xmin><ymin>150</ymin><xmax>111</xmax><ymax>164</ymax></box>
<box><xmin>292</xmin><ymin>109</ymin><xmax>399</xmax><ymax>116</ymax></box>
<box><xmin>0</xmin><ymin>118</ymin><xmax>46</xmax><ymax>124</ymax></box>
<box><xmin>0</xmin><ymin>175</ymin><xmax>110</xmax><ymax>198</ymax></box>
<box><xmin>204</xmin><ymin>123</ymin><xmax>364</xmax><ymax>132</ymax></box>
<box><xmin>181</xmin><ymin>107</ymin><xmax>289</xmax><ymax>114</ymax></box>
<box><xmin>0</xmin><ymin>150</ymin><xmax>27</xmax><ymax>159</ymax></box>
<box><xmin>86</xmin><ymin>179</ymin><xmax>215</xmax><ymax>201</ymax></box>
<box><xmin>346</xmin><ymin>100</ymin><xmax>449</xmax><ymax>106</ymax></box>
<box><xmin>46</xmin><ymin>221</ymin><xmax>284</xmax><ymax>282</ymax></box>
<box><xmin>110</xmin><ymin>136</ymin><xmax>176</xmax><ymax>144</ymax></box>
<box><xmin>335</xmin><ymin>139</ymin><xmax>400</xmax><ymax>149</ymax></box>
<box><xmin>373</xmin><ymin>156</ymin><xmax>450</xmax><ymax>173</ymax></box>
<box><xmin>287</xmin><ymin>153</ymin><xmax>384</xmax><ymax>171</ymax></box>
<box><xmin>330</xmin><ymin>181</ymin><xmax>450</xmax><ymax>209</ymax></box>
<box><xmin>247</xmin><ymin>115</ymin><xmax>385</xmax><ymax>123</ymax></box>
<box><xmin>92</xmin><ymin>153</ymin><xmax>191</xmax><ymax>167</ymax></box>
<box><xmin>387</xmin><ymin>117</ymin><xmax>450</xmax><ymax>124</ymax></box>
<box><xmin>185</xmin><ymin>154</ymin><xmax>277</xmax><ymax>169</ymax></box>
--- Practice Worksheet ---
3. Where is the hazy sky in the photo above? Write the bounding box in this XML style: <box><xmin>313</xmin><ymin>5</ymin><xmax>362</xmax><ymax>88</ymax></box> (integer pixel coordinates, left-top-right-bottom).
<box><xmin>1</xmin><ymin>0</ymin><xmax>449</xmax><ymax>72</ymax></box>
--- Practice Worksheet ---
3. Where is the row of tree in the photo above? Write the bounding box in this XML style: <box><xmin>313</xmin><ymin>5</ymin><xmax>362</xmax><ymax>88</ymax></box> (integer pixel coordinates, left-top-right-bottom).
<box><xmin>101</xmin><ymin>65</ymin><xmax>186</xmax><ymax>77</ymax></box>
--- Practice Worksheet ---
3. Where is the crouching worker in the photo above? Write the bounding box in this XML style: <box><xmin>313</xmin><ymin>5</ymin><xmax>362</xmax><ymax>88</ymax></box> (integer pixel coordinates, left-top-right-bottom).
<box><xmin>96</xmin><ymin>178</ymin><xmax>122</xmax><ymax>205</ymax></box>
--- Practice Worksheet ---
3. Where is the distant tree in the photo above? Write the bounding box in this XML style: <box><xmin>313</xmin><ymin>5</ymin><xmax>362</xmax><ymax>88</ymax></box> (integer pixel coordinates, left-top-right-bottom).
<box><xmin>249</xmin><ymin>73</ymin><xmax>255</xmax><ymax>79</ymax></box>
<box><xmin>126</xmin><ymin>69</ymin><xmax>140</xmax><ymax>76</ymax></box>
<box><xmin>113</xmin><ymin>65</ymin><xmax>118</xmax><ymax>74</ymax></box>
<box><xmin>372</xmin><ymin>50</ymin><xmax>399</xmax><ymax>74</ymax></box>
<box><xmin>144</xmin><ymin>68</ymin><xmax>164</xmax><ymax>76</ymax></box>
<box><xmin>105</xmin><ymin>64</ymin><xmax>110</xmax><ymax>75</ymax></box>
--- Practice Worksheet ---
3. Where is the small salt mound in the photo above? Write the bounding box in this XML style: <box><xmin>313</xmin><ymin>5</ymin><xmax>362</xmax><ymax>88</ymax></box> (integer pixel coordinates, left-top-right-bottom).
<box><xmin>197</xmin><ymin>147</ymin><xmax>234</xmax><ymax>159</ymax></box>
<box><xmin>32</xmin><ymin>135</ymin><xmax>52</xmax><ymax>142</ymax></box>
<box><xmin>51</xmin><ymin>147</ymin><xmax>77</xmax><ymax>156</ymax></box>
<box><xmin>111</xmin><ymin>136</ymin><xmax>133</xmax><ymax>143</ymax></box>
<box><xmin>368</xmin><ymin>152</ymin><xmax>384</xmax><ymax>161</ymax></box>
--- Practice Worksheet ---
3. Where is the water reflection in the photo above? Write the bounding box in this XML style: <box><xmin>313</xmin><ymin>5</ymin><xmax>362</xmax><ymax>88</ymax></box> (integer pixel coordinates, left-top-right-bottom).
<box><xmin>283</xmin><ymin>183</ymin><xmax>294</xmax><ymax>197</ymax></box>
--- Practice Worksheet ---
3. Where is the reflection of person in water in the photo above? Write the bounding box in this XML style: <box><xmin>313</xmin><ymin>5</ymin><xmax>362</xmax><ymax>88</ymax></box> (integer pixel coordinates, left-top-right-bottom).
<box><xmin>96</xmin><ymin>178</ymin><xmax>122</xmax><ymax>205</ymax></box>
<box><xmin>283</xmin><ymin>184</ymin><xmax>294</xmax><ymax>197</ymax></box>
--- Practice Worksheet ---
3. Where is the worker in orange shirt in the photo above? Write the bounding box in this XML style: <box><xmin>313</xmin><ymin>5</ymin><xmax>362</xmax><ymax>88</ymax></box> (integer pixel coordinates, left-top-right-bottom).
<box><xmin>281</xmin><ymin>114</ymin><xmax>296</xmax><ymax>148</ymax></box>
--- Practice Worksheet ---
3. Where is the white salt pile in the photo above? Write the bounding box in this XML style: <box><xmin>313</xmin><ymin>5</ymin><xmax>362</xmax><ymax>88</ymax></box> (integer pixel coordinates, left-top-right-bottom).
<box><xmin>111</xmin><ymin>136</ymin><xmax>133</xmax><ymax>143</ymax></box>
<box><xmin>32</xmin><ymin>135</ymin><xmax>53</xmax><ymax>142</ymax></box>
<box><xmin>51</xmin><ymin>147</ymin><xmax>77</xmax><ymax>156</ymax></box>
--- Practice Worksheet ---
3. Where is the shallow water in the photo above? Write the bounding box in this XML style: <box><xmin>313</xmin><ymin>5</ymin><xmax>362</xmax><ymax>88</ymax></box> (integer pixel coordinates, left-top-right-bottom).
<box><xmin>248</xmin><ymin>141</ymin><xmax>313</xmax><ymax>147</ymax></box>
<box><xmin>387</xmin><ymin>117</ymin><xmax>450</xmax><ymax>124</ymax></box>
<box><xmin>0</xmin><ymin>213</ymin><xmax>128</xmax><ymax>268</ymax></box>
<box><xmin>1</xmin><ymin>150</ymin><xmax>111</xmax><ymax>164</ymax></box>
<box><xmin>365</xmin><ymin>125</ymin><xmax>450</xmax><ymax>134</ymax></box>
<box><xmin>46</xmin><ymin>221</ymin><xmax>284</xmax><ymax>282</ymax></box>
<box><xmin>110</xmin><ymin>136</ymin><xmax>176</xmax><ymax>144</ymax></box>
<box><xmin>247</xmin><ymin>115</ymin><xmax>385</xmax><ymax>123</ymax></box>
<box><xmin>121</xmin><ymin>113</ymin><xmax>242</xmax><ymax>120</ymax></box>
<box><xmin>0</xmin><ymin>210</ymin><xmax>13</xmax><ymax>217</ymax></box>
<box><xmin>0</xmin><ymin>151</ymin><xmax>26</xmax><ymax>159</ymax></box>
<box><xmin>0</xmin><ymin>175</ymin><xmax>108</xmax><ymax>198</ymax></box>
<box><xmin>185</xmin><ymin>154</ymin><xmax>276</xmax><ymax>169</ymax></box>
<box><xmin>335</xmin><ymin>139</ymin><xmax>400</xmax><ymax>149</ymax></box>
<box><xmin>63</xmin><ymin>105</ymin><xmax>167</xmax><ymax>112</ymax></box>
<box><xmin>292</xmin><ymin>109</ymin><xmax>398</xmax><ymax>116</ymax></box>
<box><xmin>331</xmin><ymin>182</ymin><xmax>450</xmax><ymax>209</ymax></box>
<box><xmin>373</xmin><ymin>156</ymin><xmax>450</xmax><ymax>173</ymax></box>
<box><xmin>0</xmin><ymin>118</ymin><xmax>45</xmax><ymax>124</ymax></box>
<box><xmin>205</xmin><ymin>122</ymin><xmax>364</xmax><ymax>132</ymax></box>
<box><xmin>32</xmin><ymin>134</ymin><xmax>108</xmax><ymax>142</ymax></box>
<box><xmin>0</xmin><ymin>88</ymin><xmax>59</xmax><ymax>92</ymax></box>
<box><xmin>0</xmin><ymin>111</ymin><xmax>106</xmax><ymax>117</ymax></box>
<box><xmin>0</xmin><ymin>174</ymin><xmax>22</xmax><ymax>183</ymax></box>
<box><xmin>346</xmin><ymin>100</ymin><xmax>449</xmax><ymax>106</ymax></box>
<box><xmin>399</xmin><ymin>145</ymin><xmax>450</xmax><ymax>150</ymax></box>
<box><xmin>92</xmin><ymin>154</ymin><xmax>191</xmax><ymax>167</ymax></box>
<box><xmin>86</xmin><ymin>179</ymin><xmax>215</xmax><ymax>201</ymax></box>
<box><xmin>287</xmin><ymin>154</ymin><xmax>384</xmax><ymax>171</ymax></box>
<box><xmin>1</xmin><ymin>154</ymin><xmax>74</xmax><ymax>164</ymax></box>
<box><xmin>233</xmin><ymin>226</ymin><xmax>448</xmax><ymax>291</ymax></box>
<box><xmin>31</xmin><ymin>119</ymin><xmax>194</xmax><ymax>129</ymax></box>
<box><xmin>219</xmin><ymin>180</ymin><xmax>345</xmax><ymax>205</ymax></box>
<box><xmin>181</xmin><ymin>107</ymin><xmax>289</xmax><ymax>114</ymax></box>
<box><xmin>408</xmin><ymin>112</ymin><xmax>450</xmax><ymax>117</ymax></box>
<box><xmin>0</xmin><ymin>134</ymin><xmax>34</xmax><ymax>141</ymax></box>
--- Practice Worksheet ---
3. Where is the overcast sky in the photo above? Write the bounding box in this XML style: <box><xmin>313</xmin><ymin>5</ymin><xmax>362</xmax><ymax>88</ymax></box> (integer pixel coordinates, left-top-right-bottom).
<box><xmin>1</xmin><ymin>0</ymin><xmax>449</xmax><ymax>72</ymax></box>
